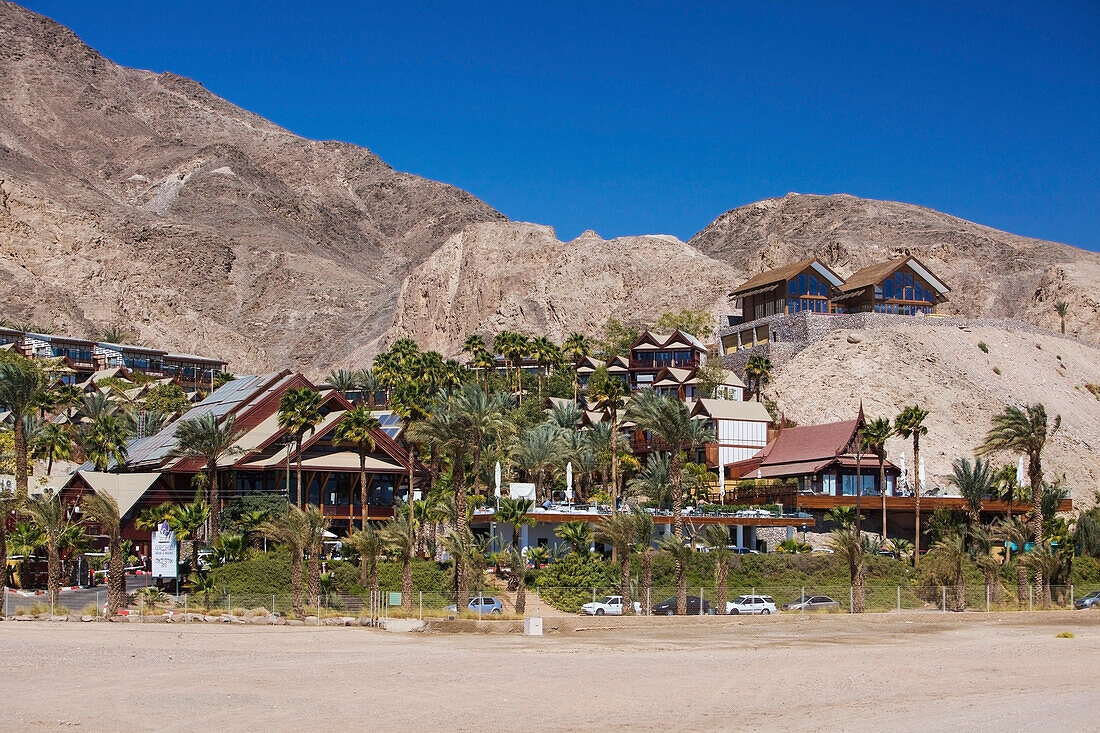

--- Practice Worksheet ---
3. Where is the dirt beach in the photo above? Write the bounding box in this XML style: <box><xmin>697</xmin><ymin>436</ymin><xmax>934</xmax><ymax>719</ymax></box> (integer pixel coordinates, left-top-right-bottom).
<box><xmin>1</xmin><ymin>612</ymin><xmax>1097</xmax><ymax>732</ymax></box>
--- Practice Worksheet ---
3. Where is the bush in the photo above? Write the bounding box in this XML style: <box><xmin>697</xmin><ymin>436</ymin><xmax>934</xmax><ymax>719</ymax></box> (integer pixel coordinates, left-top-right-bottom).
<box><xmin>533</xmin><ymin>553</ymin><xmax>616</xmax><ymax>612</ymax></box>
<box><xmin>208</xmin><ymin>549</ymin><xmax>293</xmax><ymax>594</ymax></box>
<box><xmin>978</xmin><ymin>342</ymin><xmax>989</xmax><ymax>353</ymax></box>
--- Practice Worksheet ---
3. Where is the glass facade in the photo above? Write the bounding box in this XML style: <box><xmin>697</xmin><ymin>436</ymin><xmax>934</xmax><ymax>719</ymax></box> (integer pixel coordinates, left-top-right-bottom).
<box><xmin>632</xmin><ymin>349</ymin><xmax>695</xmax><ymax>368</ymax></box>
<box><xmin>871</xmin><ymin>270</ymin><xmax>936</xmax><ymax>315</ymax></box>
<box><xmin>51</xmin><ymin>344</ymin><xmax>94</xmax><ymax>364</ymax></box>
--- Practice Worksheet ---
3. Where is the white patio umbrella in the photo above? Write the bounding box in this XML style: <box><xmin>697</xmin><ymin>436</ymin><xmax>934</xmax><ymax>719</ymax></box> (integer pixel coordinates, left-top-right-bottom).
<box><xmin>718</xmin><ymin>465</ymin><xmax>726</xmax><ymax>504</ymax></box>
<box><xmin>565</xmin><ymin>462</ymin><xmax>574</xmax><ymax>504</ymax></box>
<box><xmin>918</xmin><ymin>454</ymin><xmax>926</xmax><ymax>493</ymax></box>
<box><xmin>899</xmin><ymin>451</ymin><xmax>907</xmax><ymax>492</ymax></box>
<box><xmin>494</xmin><ymin>461</ymin><xmax>502</xmax><ymax>499</ymax></box>
<box><xmin>1016</xmin><ymin>456</ymin><xmax>1025</xmax><ymax>488</ymax></box>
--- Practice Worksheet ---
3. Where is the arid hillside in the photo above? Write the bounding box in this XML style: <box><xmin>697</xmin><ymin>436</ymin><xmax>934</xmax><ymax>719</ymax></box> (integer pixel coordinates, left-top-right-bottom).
<box><xmin>2</xmin><ymin>2</ymin><xmax>1098</xmax><ymax>373</ymax></box>
<box><xmin>691</xmin><ymin>193</ymin><xmax>1100</xmax><ymax>343</ymax></box>
<box><xmin>765</xmin><ymin>321</ymin><xmax>1100</xmax><ymax>507</ymax></box>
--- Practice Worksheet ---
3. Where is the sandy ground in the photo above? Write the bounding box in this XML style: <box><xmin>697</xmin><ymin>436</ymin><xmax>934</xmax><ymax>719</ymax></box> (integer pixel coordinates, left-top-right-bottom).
<box><xmin>1</xmin><ymin>612</ymin><xmax>1098</xmax><ymax>732</ymax></box>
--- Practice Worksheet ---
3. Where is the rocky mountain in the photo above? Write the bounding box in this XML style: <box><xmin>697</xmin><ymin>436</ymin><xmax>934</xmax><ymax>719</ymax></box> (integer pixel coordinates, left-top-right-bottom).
<box><xmin>690</xmin><ymin>193</ymin><xmax>1100</xmax><ymax>342</ymax></box>
<box><xmin>1</xmin><ymin>1</ymin><xmax>1098</xmax><ymax>376</ymax></box>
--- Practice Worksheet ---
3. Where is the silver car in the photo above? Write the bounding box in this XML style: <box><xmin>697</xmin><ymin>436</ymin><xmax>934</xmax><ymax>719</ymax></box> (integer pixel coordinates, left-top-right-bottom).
<box><xmin>781</xmin><ymin>595</ymin><xmax>842</xmax><ymax>612</ymax></box>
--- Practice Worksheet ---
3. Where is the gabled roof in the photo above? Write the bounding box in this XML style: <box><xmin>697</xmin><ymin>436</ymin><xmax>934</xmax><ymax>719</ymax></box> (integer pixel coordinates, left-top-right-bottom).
<box><xmin>757</xmin><ymin>418</ymin><xmax>861</xmax><ymax>466</ymax></box>
<box><xmin>729</xmin><ymin>258</ymin><xmax>845</xmax><ymax>299</ymax></box>
<box><xmin>838</xmin><ymin>256</ymin><xmax>950</xmax><ymax>296</ymax></box>
<box><xmin>74</xmin><ymin>471</ymin><xmax>162</xmax><ymax>518</ymax></box>
<box><xmin>691</xmin><ymin>399</ymin><xmax>772</xmax><ymax>422</ymax></box>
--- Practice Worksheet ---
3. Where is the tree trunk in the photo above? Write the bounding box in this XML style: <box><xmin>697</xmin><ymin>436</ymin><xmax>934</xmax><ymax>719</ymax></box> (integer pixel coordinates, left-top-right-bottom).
<box><xmin>1015</xmin><ymin>559</ymin><xmax>1027</xmax><ymax>605</ymax></box>
<box><xmin>208</xmin><ymin>465</ymin><xmax>220</xmax><ymax>543</ymax></box>
<box><xmin>360</xmin><ymin>456</ymin><xmax>369</xmax><ymax>532</ymax></box>
<box><xmin>641</xmin><ymin>551</ymin><xmax>653</xmax><ymax>616</ymax></box>
<box><xmin>295</xmin><ymin>437</ymin><xmax>304</xmax><ymax>508</ymax></box>
<box><xmin>671</xmin><ymin>451</ymin><xmax>684</xmax><ymax>539</ymax></box>
<box><xmin>291</xmin><ymin>550</ymin><xmax>304</xmax><ymax>617</ymax></box>
<box><xmin>515</xmin><ymin>570</ymin><xmax>526</xmax><ymax>614</ymax></box>
<box><xmin>855</xmin><ymin>456</ymin><xmax>863</xmax><ymax>536</ymax></box>
<box><xmin>306</xmin><ymin>546</ymin><xmax>321</xmax><ymax>610</ymax></box>
<box><xmin>852</xmin><ymin>563</ymin><xmax>866</xmax><ymax>613</ymax></box>
<box><xmin>402</xmin><ymin>554</ymin><xmax>413</xmax><ymax>613</ymax></box>
<box><xmin>46</xmin><ymin>541</ymin><xmax>61</xmax><ymax>608</ymax></box>
<box><xmin>675</xmin><ymin>557</ymin><xmax>687</xmax><ymax>616</ymax></box>
<box><xmin>620</xmin><ymin>554</ymin><xmax>633</xmax><ymax>616</ymax></box>
<box><xmin>913</xmin><ymin>435</ymin><xmax>921</xmax><ymax>566</ymax></box>
<box><xmin>14</xmin><ymin>417</ymin><xmax>28</xmax><ymax>501</ymax></box>
<box><xmin>453</xmin><ymin>451</ymin><xmax>470</xmax><ymax>608</ymax></box>
<box><xmin>954</xmin><ymin>566</ymin><xmax>966</xmax><ymax>612</ymax></box>
<box><xmin>46</xmin><ymin>449</ymin><xmax>54</xmax><ymax>476</ymax></box>
<box><xmin>1029</xmin><ymin>459</ymin><xmax>1044</xmax><ymax>594</ymax></box>
<box><xmin>0</xmin><ymin>513</ymin><xmax>7</xmax><ymax>596</ymax></box>
<box><xmin>106</xmin><ymin>535</ymin><xmax>125</xmax><ymax>615</ymax></box>
<box><xmin>716</xmin><ymin>560</ymin><xmax>729</xmax><ymax>613</ymax></box>
<box><xmin>610</xmin><ymin>412</ymin><xmax>620</xmax><ymax>516</ymax></box>
<box><xmin>879</xmin><ymin>456</ymin><xmax>888</xmax><ymax>538</ymax></box>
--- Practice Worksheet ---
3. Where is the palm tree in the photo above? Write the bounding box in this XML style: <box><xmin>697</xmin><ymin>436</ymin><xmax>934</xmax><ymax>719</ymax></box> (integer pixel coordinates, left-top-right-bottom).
<box><xmin>260</xmin><ymin>507</ymin><xmax>312</xmax><ymax>617</ymax></box>
<box><xmin>930</xmin><ymin>529</ymin><xmax>968</xmax><ymax>611</ymax></box>
<box><xmin>947</xmin><ymin>457</ymin><xmax>993</xmax><ymax>532</ymax></box>
<box><xmin>555</xmin><ymin>520</ymin><xmax>592</xmax><ymax>554</ymax></box>
<box><xmin>303</xmin><ymin>504</ymin><xmax>329</xmax><ymax>610</ymax></box>
<box><xmin>886</xmin><ymin>537</ymin><xmax>913</xmax><ymax>564</ymax></box>
<box><xmin>512</xmin><ymin>424</ymin><xmax>566</xmax><ymax>501</ymax></box>
<box><xmin>700</xmin><ymin>524</ymin><xmax>736</xmax><ymax>612</ymax></box>
<box><xmin>277</xmin><ymin>388</ymin><xmax>323</xmax><ymax>507</ymax></box>
<box><xmin>470</xmin><ymin>350</ymin><xmax>496</xmax><ymax>392</ymax></box>
<box><xmin>503</xmin><ymin>546</ymin><xmax>528</xmax><ymax>614</ymax></box>
<box><xmin>170</xmin><ymin>413</ymin><xmax>243</xmax><ymax>542</ymax></box>
<box><xmin>743</xmin><ymin>353</ymin><xmax>772</xmax><ymax>402</ymax></box>
<box><xmin>999</xmin><ymin>517</ymin><xmax>1031</xmax><ymax>604</ymax></box>
<box><xmin>52</xmin><ymin>384</ymin><xmax>83</xmax><ymax>419</ymax></box>
<box><xmin>81</xmin><ymin>491</ymin><xmax>126</xmax><ymax>615</ymax></box>
<box><xmin>969</xmin><ymin>524</ymin><xmax>1002</xmax><ymax>604</ymax></box>
<box><xmin>495</xmin><ymin>497</ymin><xmax>535</xmax><ymax>549</ymax></box>
<box><xmin>169</xmin><ymin>500</ymin><xmax>211</xmax><ymax>575</ymax></box>
<box><xmin>861</xmin><ymin>417</ymin><xmax>893</xmax><ymax>537</ymax></box>
<box><xmin>562</xmin><ymin>333</ymin><xmax>591</xmax><ymax>402</ymax></box>
<box><xmin>825</xmin><ymin>506</ymin><xmax>859</xmax><ymax>530</ymax></box>
<box><xmin>1028</xmin><ymin>541</ymin><xmax>1062</xmax><ymax>609</ymax></box>
<box><xmin>32</xmin><ymin>423</ymin><xmax>74</xmax><ymax>476</ymax></box>
<box><xmin>827</xmin><ymin>527</ymin><xmax>876</xmax><ymax>613</ymax></box>
<box><xmin>326</xmin><ymin>369</ymin><xmax>359</xmax><ymax>401</ymax></box>
<box><xmin>80</xmin><ymin>414</ymin><xmax>132</xmax><ymax>472</ymax></box>
<box><xmin>234</xmin><ymin>509</ymin><xmax>271</xmax><ymax>550</ymax></box>
<box><xmin>1054</xmin><ymin>300</ymin><xmax>1068</xmax><ymax>334</ymax></box>
<box><xmin>597</xmin><ymin>513</ymin><xmax>636</xmax><ymax>615</ymax></box>
<box><xmin>213</xmin><ymin>372</ymin><xmax>236</xmax><ymax>391</ymax></box>
<box><xmin>656</xmin><ymin>534</ymin><xmax>694</xmax><ymax>615</ymax></box>
<box><xmin>441</xmin><ymin>527</ymin><xmax>484</xmax><ymax>605</ymax></box>
<box><xmin>632</xmin><ymin>508</ymin><xmax>657</xmax><ymax>614</ymax></box>
<box><xmin>333</xmin><ymin>406</ymin><xmax>382</xmax><ymax>531</ymax></box>
<box><xmin>628</xmin><ymin>453</ymin><xmax>672</xmax><ymax>509</ymax></box>
<box><xmin>0</xmin><ymin>360</ymin><xmax>45</xmax><ymax>500</ymax></box>
<box><xmin>547</xmin><ymin>401</ymin><xmax>582</xmax><ymax>431</ymax></box>
<box><xmin>627</xmin><ymin>390</ymin><xmax>715</xmax><ymax>539</ymax></box>
<box><xmin>978</xmin><ymin>403</ymin><xmax>1059</xmax><ymax>590</ymax></box>
<box><xmin>895</xmin><ymin>405</ymin><xmax>930</xmax><ymax>564</ymax></box>
<box><xmin>81</xmin><ymin>391</ymin><xmax>116</xmax><ymax>421</ymax></box>
<box><xmin>24</xmin><ymin>490</ymin><xmax>70</xmax><ymax>608</ymax></box>
<box><xmin>530</xmin><ymin>336</ymin><xmax>561</xmax><ymax>401</ymax></box>
<box><xmin>588</xmin><ymin>367</ymin><xmax>628</xmax><ymax>513</ymax></box>
<box><xmin>462</xmin><ymin>334</ymin><xmax>486</xmax><ymax>357</ymax></box>
<box><xmin>346</xmin><ymin>525</ymin><xmax>383</xmax><ymax>610</ymax></box>
<box><xmin>355</xmin><ymin>369</ymin><xmax>381</xmax><ymax>408</ymax></box>
<box><xmin>381</xmin><ymin>514</ymin><xmax>415</xmax><ymax>613</ymax></box>
<box><xmin>992</xmin><ymin>463</ymin><xmax>1020</xmax><ymax>520</ymax></box>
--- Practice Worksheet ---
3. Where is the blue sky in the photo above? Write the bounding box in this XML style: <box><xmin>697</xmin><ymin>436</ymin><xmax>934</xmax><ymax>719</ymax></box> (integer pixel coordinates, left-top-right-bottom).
<box><xmin>23</xmin><ymin>1</ymin><xmax>1100</xmax><ymax>250</ymax></box>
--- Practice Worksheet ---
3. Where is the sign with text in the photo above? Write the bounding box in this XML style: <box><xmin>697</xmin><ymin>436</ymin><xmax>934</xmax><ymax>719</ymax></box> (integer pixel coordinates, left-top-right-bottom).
<box><xmin>151</xmin><ymin>521</ymin><xmax>178</xmax><ymax>578</ymax></box>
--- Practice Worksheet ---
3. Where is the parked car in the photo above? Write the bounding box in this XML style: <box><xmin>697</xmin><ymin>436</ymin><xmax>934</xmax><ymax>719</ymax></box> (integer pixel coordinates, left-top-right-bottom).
<box><xmin>580</xmin><ymin>595</ymin><xmax>643</xmax><ymax>616</ymax></box>
<box><xmin>651</xmin><ymin>595</ymin><xmax>712</xmax><ymax>616</ymax></box>
<box><xmin>1074</xmin><ymin>589</ymin><xmax>1100</xmax><ymax>610</ymax></box>
<box><xmin>781</xmin><ymin>595</ymin><xmax>842</xmax><ymax>612</ymax></box>
<box><xmin>444</xmin><ymin>596</ymin><xmax>504</xmax><ymax>615</ymax></box>
<box><xmin>725</xmin><ymin>594</ymin><xmax>777</xmax><ymax>615</ymax></box>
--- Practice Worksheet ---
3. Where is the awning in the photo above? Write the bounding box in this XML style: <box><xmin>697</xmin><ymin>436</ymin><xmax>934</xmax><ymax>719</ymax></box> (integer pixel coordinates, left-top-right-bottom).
<box><xmin>752</xmin><ymin>459</ymin><xmax>832</xmax><ymax>479</ymax></box>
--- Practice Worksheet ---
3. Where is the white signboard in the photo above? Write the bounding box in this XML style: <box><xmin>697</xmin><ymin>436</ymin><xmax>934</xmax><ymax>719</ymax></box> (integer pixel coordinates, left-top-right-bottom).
<box><xmin>151</xmin><ymin>521</ymin><xmax>178</xmax><ymax>578</ymax></box>
<box><xmin>509</xmin><ymin>482</ymin><xmax>536</xmax><ymax>500</ymax></box>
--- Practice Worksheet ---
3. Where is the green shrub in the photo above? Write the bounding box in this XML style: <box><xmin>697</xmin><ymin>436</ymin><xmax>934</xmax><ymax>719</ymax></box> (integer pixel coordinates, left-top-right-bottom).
<box><xmin>208</xmin><ymin>548</ymin><xmax>293</xmax><ymax>594</ymax></box>
<box><xmin>533</xmin><ymin>553</ymin><xmax>616</xmax><ymax>612</ymax></box>
<box><xmin>978</xmin><ymin>342</ymin><xmax>989</xmax><ymax>353</ymax></box>
<box><xmin>993</xmin><ymin>366</ymin><xmax>1002</xmax><ymax>375</ymax></box>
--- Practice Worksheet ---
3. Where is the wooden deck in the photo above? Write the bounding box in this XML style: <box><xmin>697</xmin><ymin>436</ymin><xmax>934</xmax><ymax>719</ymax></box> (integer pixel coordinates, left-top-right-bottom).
<box><xmin>470</xmin><ymin>512</ymin><xmax>814</xmax><ymax>528</ymax></box>
<box><xmin>766</xmin><ymin>494</ymin><xmax>1072</xmax><ymax>514</ymax></box>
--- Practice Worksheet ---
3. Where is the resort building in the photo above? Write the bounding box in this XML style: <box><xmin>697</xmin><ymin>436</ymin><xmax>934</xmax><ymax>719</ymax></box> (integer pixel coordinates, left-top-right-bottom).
<box><xmin>728</xmin><ymin>258</ymin><xmax>846</xmax><ymax>322</ymax></box>
<box><xmin>691</xmin><ymin>398</ymin><xmax>772</xmax><ymax>469</ymax></box>
<box><xmin>628</xmin><ymin>329</ymin><xmax>708</xmax><ymax>390</ymax></box>
<box><xmin>832</xmin><ymin>256</ymin><xmax>950</xmax><ymax>315</ymax></box>
<box><xmin>62</xmin><ymin>371</ymin><xmax>425</xmax><ymax>546</ymax></box>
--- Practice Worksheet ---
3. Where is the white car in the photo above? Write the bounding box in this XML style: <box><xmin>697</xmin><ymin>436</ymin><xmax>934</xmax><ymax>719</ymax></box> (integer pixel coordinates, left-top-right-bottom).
<box><xmin>725</xmin><ymin>594</ymin><xmax>777</xmax><ymax>615</ymax></box>
<box><xmin>580</xmin><ymin>595</ymin><xmax>642</xmax><ymax>616</ymax></box>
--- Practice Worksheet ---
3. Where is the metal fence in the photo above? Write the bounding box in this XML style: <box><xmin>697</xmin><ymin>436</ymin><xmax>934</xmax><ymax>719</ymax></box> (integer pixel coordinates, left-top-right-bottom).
<box><xmin>3</xmin><ymin>583</ymin><xmax>1086</xmax><ymax>622</ymax></box>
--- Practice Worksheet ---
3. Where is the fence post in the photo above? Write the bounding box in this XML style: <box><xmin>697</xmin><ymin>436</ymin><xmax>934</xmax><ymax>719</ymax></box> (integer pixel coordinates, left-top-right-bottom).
<box><xmin>1029</xmin><ymin>584</ymin><xmax>1033</xmax><ymax>613</ymax></box>
<box><xmin>941</xmin><ymin>586</ymin><xmax>946</xmax><ymax>613</ymax></box>
<box><xmin>536</xmin><ymin>590</ymin><xmax>540</xmax><ymax>617</ymax></box>
<box><xmin>3</xmin><ymin>586</ymin><xmax>7</xmax><ymax>617</ymax></box>
<box><xmin>647</xmin><ymin>587</ymin><xmax>651</xmax><ymax>616</ymax></box>
<box><xmin>1070</xmin><ymin>584</ymin><xmax>1074</xmax><ymax>610</ymax></box>
<box><xmin>96</xmin><ymin>591</ymin><xmax>101</xmax><ymax>619</ymax></box>
<box><xmin>986</xmin><ymin>585</ymin><xmax>990</xmax><ymax>613</ymax></box>
<box><xmin>801</xmin><ymin>587</ymin><xmax>805</xmax><ymax>615</ymax></box>
<box><xmin>419</xmin><ymin>591</ymin><xmax>423</xmax><ymax>621</ymax></box>
<box><xmin>51</xmin><ymin>596</ymin><xmax>55</xmax><ymax>618</ymax></box>
<box><xmin>228</xmin><ymin>593</ymin><xmax>231</xmax><ymax>614</ymax></box>
<box><xmin>849</xmin><ymin>586</ymin><xmax>854</xmax><ymax>614</ymax></box>
<box><xmin>896</xmin><ymin>586</ymin><xmax>901</xmax><ymax>613</ymax></box>
<box><xmin>592</xmin><ymin>588</ymin><xmax>596</xmax><ymax>603</ymax></box>
<box><xmin>699</xmin><ymin>587</ymin><xmax>704</xmax><ymax>616</ymax></box>
<box><xmin>184</xmin><ymin>594</ymin><xmax>188</xmax><ymax>620</ymax></box>
<box><xmin>140</xmin><ymin>596</ymin><xmax>144</xmax><ymax>622</ymax></box>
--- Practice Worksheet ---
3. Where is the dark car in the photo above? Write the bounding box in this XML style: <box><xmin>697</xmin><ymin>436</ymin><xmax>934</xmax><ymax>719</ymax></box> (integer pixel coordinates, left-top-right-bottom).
<box><xmin>650</xmin><ymin>595</ymin><xmax>712</xmax><ymax>616</ymax></box>
<box><xmin>1074</xmin><ymin>590</ymin><xmax>1100</xmax><ymax>610</ymax></box>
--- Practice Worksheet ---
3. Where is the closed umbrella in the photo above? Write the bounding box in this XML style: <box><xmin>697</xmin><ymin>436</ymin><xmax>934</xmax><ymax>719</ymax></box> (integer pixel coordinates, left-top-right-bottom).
<box><xmin>918</xmin><ymin>455</ymin><xmax>926</xmax><ymax>494</ymax></box>
<box><xmin>494</xmin><ymin>461</ymin><xmax>502</xmax><ymax>499</ymax></box>
<box><xmin>718</xmin><ymin>465</ymin><xmax>726</xmax><ymax>504</ymax></box>
<box><xmin>566</xmin><ymin>462</ymin><xmax>574</xmax><ymax>504</ymax></box>
<box><xmin>899</xmin><ymin>452</ymin><xmax>907</xmax><ymax>493</ymax></box>
<box><xmin>1016</xmin><ymin>456</ymin><xmax>1025</xmax><ymax>489</ymax></box>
